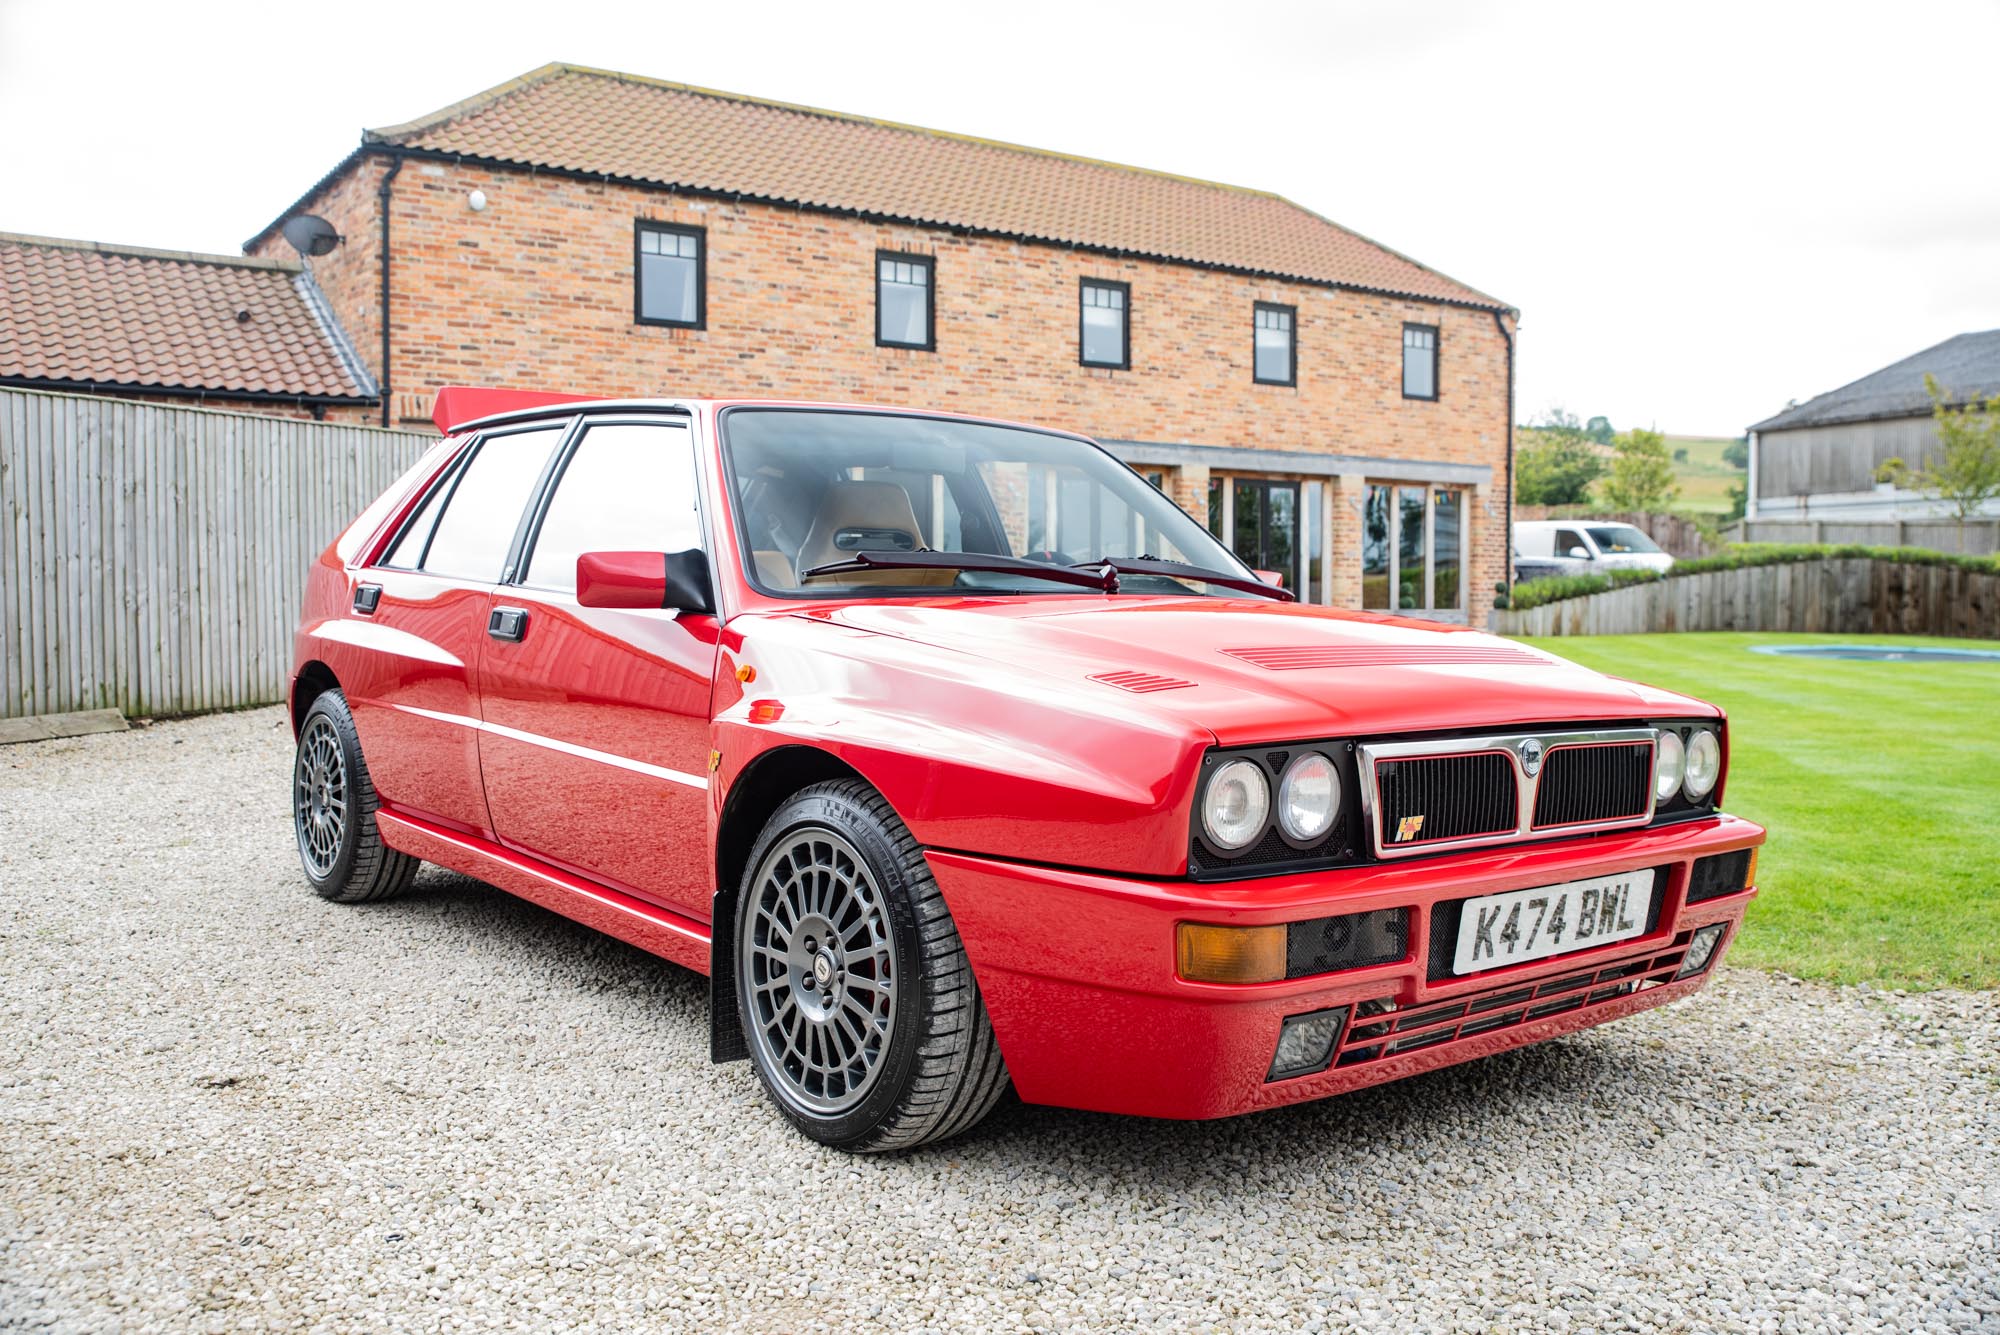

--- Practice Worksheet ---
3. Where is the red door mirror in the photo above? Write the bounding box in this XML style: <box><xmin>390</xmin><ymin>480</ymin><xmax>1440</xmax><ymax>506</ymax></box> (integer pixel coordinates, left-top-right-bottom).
<box><xmin>576</xmin><ymin>550</ymin><xmax>713</xmax><ymax>613</ymax></box>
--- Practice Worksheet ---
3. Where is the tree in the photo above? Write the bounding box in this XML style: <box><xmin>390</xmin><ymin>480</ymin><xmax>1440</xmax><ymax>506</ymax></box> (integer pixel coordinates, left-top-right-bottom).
<box><xmin>1516</xmin><ymin>429</ymin><xmax>1605</xmax><ymax>505</ymax></box>
<box><xmin>1585</xmin><ymin>415</ymin><xmax>1615</xmax><ymax>445</ymax></box>
<box><xmin>1722</xmin><ymin>437</ymin><xmax>1749</xmax><ymax>471</ymax></box>
<box><xmin>1876</xmin><ymin>374</ymin><xmax>2000</xmax><ymax>547</ymax></box>
<box><xmin>1598</xmin><ymin>428</ymin><xmax>1680</xmax><ymax>511</ymax></box>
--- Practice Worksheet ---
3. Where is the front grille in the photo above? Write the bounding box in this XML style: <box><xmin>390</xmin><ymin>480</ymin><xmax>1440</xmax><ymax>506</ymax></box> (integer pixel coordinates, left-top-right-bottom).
<box><xmin>1426</xmin><ymin>865</ymin><xmax>1670</xmax><ymax>981</ymax></box>
<box><xmin>1336</xmin><ymin>933</ymin><xmax>1697</xmax><ymax>1067</ymax></box>
<box><xmin>1375</xmin><ymin>752</ymin><xmax>1517</xmax><ymax>847</ymax></box>
<box><xmin>1531</xmin><ymin>742</ymin><xmax>1653</xmax><ymax>829</ymax></box>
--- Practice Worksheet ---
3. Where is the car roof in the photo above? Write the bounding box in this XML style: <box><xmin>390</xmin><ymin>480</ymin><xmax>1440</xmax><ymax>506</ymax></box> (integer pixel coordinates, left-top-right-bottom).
<box><xmin>443</xmin><ymin>392</ymin><xmax>1093</xmax><ymax>443</ymax></box>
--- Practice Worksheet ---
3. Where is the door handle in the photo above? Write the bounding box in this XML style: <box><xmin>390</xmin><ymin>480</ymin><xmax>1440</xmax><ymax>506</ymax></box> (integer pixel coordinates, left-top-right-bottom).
<box><xmin>487</xmin><ymin>606</ymin><xmax>530</xmax><ymax>642</ymax></box>
<box><xmin>352</xmin><ymin>583</ymin><xmax>382</xmax><ymax>614</ymax></box>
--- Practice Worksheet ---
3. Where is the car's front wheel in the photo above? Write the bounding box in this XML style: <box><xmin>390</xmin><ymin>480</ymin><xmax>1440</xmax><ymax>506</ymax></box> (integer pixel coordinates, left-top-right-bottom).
<box><xmin>734</xmin><ymin>780</ymin><xmax>1009</xmax><ymax>1151</ymax></box>
<box><xmin>293</xmin><ymin>690</ymin><xmax>419</xmax><ymax>903</ymax></box>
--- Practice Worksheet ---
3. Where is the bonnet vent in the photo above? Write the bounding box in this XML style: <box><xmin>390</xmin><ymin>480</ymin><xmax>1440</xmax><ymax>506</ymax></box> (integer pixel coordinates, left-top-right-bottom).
<box><xmin>1090</xmin><ymin>669</ymin><xmax>1195</xmax><ymax>693</ymax></box>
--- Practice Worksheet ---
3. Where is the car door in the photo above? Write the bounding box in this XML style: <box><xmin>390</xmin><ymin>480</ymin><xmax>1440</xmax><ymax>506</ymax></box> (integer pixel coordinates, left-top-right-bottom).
<box><xmin>474</xmin><ymin>416</ymin><xmax>719</xmax><ymax>919</ymax></box>
<box><xmin>347</xmin><ymin>421</ymin><xmax>570</xmax><ymax>834</ymax></box>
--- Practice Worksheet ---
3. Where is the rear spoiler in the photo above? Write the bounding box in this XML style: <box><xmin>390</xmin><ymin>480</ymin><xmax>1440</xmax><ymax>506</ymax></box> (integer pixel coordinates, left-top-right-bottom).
<box><xmin>431</xmin><ymin>385</ymin><xmax>602</xmax><ymax>434</ymax></box>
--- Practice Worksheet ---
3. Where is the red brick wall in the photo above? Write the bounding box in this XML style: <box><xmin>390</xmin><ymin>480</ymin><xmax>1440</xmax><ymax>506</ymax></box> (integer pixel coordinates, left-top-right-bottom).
<box><xmin>255</xmin><ymin>155</ymin><xmax>1512</xmax><ymax>624</ymax></box>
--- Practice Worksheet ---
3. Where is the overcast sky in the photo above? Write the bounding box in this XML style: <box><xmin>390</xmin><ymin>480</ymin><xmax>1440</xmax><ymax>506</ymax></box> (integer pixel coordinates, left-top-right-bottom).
<box><xmin>3</xmin><ymin>0</ymin><xmax>1995</xmax><ymax>436</ymax></box>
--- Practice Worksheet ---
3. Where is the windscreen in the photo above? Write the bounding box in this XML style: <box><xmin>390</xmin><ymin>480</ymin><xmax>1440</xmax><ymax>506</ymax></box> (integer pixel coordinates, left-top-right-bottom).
<box><xmin>1586</xmin><ymin>525</ymin><xmax>1663</xmax><ymax>554</ymax></box>
<box><xmin>723</xmin><ymin>409</ymin><xmax>1254</xmax><ymax>596</ymax></box>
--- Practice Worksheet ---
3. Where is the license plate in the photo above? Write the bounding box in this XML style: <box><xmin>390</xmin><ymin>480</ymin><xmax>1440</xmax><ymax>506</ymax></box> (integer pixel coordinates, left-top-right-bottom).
<box><xmin>1452</xmin><ymin>869</ymin><xmax>1655</xmax><ymax>976</ymax></box>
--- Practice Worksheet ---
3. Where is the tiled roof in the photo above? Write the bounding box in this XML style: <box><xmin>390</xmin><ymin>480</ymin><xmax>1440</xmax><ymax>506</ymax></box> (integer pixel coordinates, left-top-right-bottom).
<box><xmin>1750</xmin><ymin>329</ymin><xmax>2000</xmax><ymax>432</ymax></box>
<box><xmin>0</xmin><ymin>233</ymin><xmax>375</xmax><ymax>401</ymax></box>
<box><xmin>359</xmin><ymin>63</ymin><xmax>1505</xmax><ymax>311</ymax></box>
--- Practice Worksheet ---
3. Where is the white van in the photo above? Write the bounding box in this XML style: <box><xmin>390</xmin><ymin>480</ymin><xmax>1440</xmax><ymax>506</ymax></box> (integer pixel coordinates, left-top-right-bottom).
<box><xmin>1513</xmin><ymin>520</ymin><xmax>1674</xmax><ymax>574</ymax></box>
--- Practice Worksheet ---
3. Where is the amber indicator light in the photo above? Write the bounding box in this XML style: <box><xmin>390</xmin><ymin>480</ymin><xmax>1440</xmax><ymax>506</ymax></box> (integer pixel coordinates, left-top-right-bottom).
<box><xmin>1176</xmin><ymin>923</ymin><xmax>1286</xmax><ymax>984</ymax></box>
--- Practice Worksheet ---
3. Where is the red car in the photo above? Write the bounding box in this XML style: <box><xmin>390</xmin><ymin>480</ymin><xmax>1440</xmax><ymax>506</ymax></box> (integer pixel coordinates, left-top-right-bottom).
<box><xmin>291</xmin><ymin>388</ymin><xmax>1765</xmax><ymax>1152</ymax></box>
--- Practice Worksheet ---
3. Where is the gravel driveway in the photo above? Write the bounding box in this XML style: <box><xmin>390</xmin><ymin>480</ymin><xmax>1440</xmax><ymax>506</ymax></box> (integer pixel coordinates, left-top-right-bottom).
<box><xmin>3</xmin><ymin>709</ymin><xmax>1995</xmax><ymax>1334</ymax></box>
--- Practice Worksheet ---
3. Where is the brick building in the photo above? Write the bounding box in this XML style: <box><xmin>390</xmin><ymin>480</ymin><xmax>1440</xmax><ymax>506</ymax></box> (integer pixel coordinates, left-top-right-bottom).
<box><xmin>246</xmin><ymin>63</ymin><xmax>1516</xmax><ymax>622</ymax></box>
<box><xmin>0</xmin><ymin>232</ymin><xmax>378</xmax><ymax>421</ymax></box>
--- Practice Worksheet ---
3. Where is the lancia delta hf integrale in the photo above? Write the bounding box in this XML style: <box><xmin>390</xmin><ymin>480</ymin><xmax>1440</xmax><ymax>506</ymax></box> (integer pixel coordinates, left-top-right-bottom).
<box><xmin>289</xmin><ymin>388</ymin><xmax>1764</xmax><ymax>1151</ymax></box>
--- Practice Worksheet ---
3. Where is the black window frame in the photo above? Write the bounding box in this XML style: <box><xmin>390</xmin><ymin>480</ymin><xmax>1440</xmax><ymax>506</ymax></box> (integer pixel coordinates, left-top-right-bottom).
<box><xmin>874</xmin><ymin>250</ymin><xmax>936</xmax><ymax>352</ymax></box>
<box><xmin>515</xmin><ymin>418</ymin><xmax>704</xmax><ymax>594</ymax></box>
<box><xmin>633</xmin><ymin>220</ymin><xmax>707</xmax><ymax>330</ymax></box>
<box><xmin>1402</xmin><ymin>322</ymin><xmax>1440</xmax><ymax>402</ymax></box>
<box><xmin>1253</xmin><ymin>301</ymin><xmax>1297</xmax><ymax>387</ymax></box>
<box><xmin>1077</xmin><ymin>277</ymin><xmax>1131</xmax><ymax>370</ymax></box>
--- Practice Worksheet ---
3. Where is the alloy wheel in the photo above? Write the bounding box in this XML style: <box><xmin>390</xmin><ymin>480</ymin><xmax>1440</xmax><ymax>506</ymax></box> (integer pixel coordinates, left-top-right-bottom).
<box><xmin>741</xmin><ymin>829</ymin><xmax>898</xmax><ymax>1116</ymax></box>
<box><xmin>294</xmin><ymin>713</ymin><xmax>348</xmax><ymax>879</ymax></box>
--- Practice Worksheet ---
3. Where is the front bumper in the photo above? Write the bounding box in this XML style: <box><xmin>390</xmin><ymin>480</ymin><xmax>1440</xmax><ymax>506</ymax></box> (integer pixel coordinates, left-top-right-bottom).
<box><xmin>927</xmin><ymin>814</ymin><xmax>1763</xmax><ymax>1120</ymax></box>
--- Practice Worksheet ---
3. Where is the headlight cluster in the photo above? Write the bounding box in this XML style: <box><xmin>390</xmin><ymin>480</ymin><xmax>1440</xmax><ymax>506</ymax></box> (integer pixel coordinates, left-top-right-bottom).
<box><xmin>1196</xmin><ymin>747</ymin><xmax>1350</xmax><ymax>870</ymax></box>
<box><xmin>1653</xmin><ymin>724</ymin><xmax>1722</xmax><ymax>805</ymax></box>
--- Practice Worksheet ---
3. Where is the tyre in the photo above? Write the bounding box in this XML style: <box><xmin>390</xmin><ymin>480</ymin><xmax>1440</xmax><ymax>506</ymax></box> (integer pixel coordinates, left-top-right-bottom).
<box><xmin>293</xmin><ymin>690</ymin><xmax>419</xmax><ymax>904</ymax></box>
<box><xmin>734</xmin><ymin>780</ymin><xmax>1010</xmax><ymax>1152</ymax></box>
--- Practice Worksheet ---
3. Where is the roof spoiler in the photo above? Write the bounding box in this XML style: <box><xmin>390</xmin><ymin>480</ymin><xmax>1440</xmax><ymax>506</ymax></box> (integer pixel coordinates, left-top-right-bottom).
<box><xmin>431</xmin><ymin>385</ymin><xmax>603</xmax><ymax>434</ymax></box>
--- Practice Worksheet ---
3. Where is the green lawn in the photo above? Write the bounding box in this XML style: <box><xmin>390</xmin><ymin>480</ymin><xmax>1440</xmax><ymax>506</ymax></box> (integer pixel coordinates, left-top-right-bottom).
<box><xmin>1516</xmin><ymin>632</ymin><xmax>2000</xmax><ymax>991</ymax></box>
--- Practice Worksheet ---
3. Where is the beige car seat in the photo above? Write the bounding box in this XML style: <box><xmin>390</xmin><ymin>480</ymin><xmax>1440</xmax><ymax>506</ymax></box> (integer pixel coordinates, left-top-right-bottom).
<box><xmin>794</xmin><ymin>481</ymin><xmax>955</xmax><ymax>587</ymax></box>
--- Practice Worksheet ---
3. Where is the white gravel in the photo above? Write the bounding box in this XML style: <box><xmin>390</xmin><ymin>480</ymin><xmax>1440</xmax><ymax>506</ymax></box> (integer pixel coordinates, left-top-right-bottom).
<box><xmin>2</xmin><ymin>707</ymin><xmax>1996</xmax><ymax>1334</ymax></box>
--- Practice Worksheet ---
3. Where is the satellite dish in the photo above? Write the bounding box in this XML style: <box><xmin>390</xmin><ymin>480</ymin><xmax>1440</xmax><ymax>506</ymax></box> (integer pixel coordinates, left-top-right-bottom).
<box><xmin>280</xmin><ymin>214</ymin><xmax>341</xmax><ymax>258</ymax></box>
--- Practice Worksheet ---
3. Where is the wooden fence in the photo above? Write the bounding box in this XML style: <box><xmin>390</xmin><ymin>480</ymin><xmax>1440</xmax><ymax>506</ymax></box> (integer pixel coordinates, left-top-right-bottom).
<box><xmin>2</xmin><ymin>388</ymin><xmax>432</xmax><ymax>719</ymax></box>
<box><xmin>1492</xmin><ymin>558</ymin><xmax>2000</xmax><ymax>639</ymax></box>
<box><xmin>1726</xmin><ymin>516</ymin><xmax>1998</xmax><ymax>555</ymax></box>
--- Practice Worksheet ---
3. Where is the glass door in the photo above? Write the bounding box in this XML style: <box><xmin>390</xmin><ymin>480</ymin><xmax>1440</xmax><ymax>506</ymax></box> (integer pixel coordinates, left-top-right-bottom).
<box><xmin>1230</xmin><ymin>480</ymin><xmax>1300</xmax><ymax>591</ymax></box>
<box><xmin>1361</xmin><ymin>483</ymin><xmax>1465</xmax><ymax>616</ymax></box>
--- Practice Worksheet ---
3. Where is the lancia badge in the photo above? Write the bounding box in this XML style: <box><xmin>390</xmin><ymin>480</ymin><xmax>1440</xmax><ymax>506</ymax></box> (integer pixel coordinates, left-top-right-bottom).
<box><xmin>1519</xmin><ymin>738</ymin><xmax>1545</xmax><ymax>777</ymax></box>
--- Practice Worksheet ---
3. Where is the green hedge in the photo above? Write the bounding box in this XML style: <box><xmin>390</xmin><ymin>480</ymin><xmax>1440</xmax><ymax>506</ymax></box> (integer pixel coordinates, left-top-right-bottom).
<box><xmin>1503</xmin><ymin>544</ymin><xmax>2000</xmax><ymax>612</ymax></box>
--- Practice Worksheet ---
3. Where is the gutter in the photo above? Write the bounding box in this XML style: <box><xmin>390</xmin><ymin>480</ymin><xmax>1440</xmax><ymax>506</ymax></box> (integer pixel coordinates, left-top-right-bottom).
<box><xmin>0</xmin><ymin>376</ymin><xmax>379</xmax><ymax>417</ymax></box>
<box><xmin>376</xmin><ymin>152</ymin><xmax>405</xmax><ymax>427</ymax></box>
<box><xmin>1492</xmin><ymin>309</ymin><xmax>1516</xmax><ymax>605</ymax></box>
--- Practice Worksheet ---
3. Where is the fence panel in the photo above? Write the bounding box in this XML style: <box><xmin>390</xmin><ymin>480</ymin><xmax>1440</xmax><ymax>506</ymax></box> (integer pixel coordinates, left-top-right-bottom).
<box><xmin>1492</xmin><ymin>558</ymin><xmax>2000</xmax><ymax>639</ymax></box>
<box><xmin>1</xmin><ymin>387</ymin><xmax>431</xmax><ymax>719</ymax></box>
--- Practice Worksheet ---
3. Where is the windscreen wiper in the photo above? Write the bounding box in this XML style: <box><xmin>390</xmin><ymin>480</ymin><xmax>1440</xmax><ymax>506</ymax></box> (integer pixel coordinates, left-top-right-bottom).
<box><xmin>1080</xmin><ymin>556</ymin><xmax>1296</xmax><ymax>602</ymax></box>
<box><xmin>800</xmin><ymin>549</ymin><xmax>1119</xmax><ymax>592</ymax></box>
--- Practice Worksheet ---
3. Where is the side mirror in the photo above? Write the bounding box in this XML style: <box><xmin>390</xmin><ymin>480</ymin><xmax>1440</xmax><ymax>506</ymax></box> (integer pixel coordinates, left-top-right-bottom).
<box><xmin>1567</xmin><ymin>545</ymin><xmax>1591</xmax><ymax>560</ymax></box>
<box><xmin>576</xmin><ymin>549</ymin><xmax>713</xmax><ymax>613</ymax></box>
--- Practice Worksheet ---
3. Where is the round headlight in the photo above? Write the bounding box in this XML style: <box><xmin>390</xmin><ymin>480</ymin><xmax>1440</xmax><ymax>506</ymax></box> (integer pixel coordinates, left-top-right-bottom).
<box><xmin>1277</xmin><ymin>752</ymin><xmax>1340</xmax><ymax>843</ymax></box>
<box><xmin>1203</xmin><ymin>758</ymin><xmax>1271</xmax><ymax>850</ymax></box>
<box><xmin>1653</xmin><ymin>730</ymin><xmax>1685</xmax><ymax>803</ymax></box>
<box><xmin>1684</xmin><ymin>729</ymin><xmax>1721</xmax><ymax>801</ymax></box>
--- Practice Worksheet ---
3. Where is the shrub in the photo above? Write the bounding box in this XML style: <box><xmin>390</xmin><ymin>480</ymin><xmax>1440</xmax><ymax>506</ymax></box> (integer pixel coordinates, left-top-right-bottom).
<box><xmin>1504</xmin><ymin>543</ymin><xmax>2000</xmax><ymax>611</ymax></box>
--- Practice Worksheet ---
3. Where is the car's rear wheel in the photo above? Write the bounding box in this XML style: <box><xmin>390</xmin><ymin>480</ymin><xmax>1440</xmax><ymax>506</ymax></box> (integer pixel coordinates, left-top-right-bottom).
<box><xmin>293</xmin><ymin>690</ymin><xmax>419</xmax><ymax>903</ymax></box>
<box><xmin>734</xmin><ymin>780</ymin><xmax>1009</xmax><ymax>1151</ymax></box>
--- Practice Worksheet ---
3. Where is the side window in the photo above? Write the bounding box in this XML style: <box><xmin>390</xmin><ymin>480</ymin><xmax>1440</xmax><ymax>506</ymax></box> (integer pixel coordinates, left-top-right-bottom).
<box><xmin>876</xmin><ymin>252</ymin><xmax>934</xmax><ymax>349</ymax></box>
<box><xmin>525</xmin><ymin>422</ymin><xmax>701</xmax><ymax>592</ymax></box>
<box><xmin>419</xmin><ymin>426</ymin><xmax>566</xmax><ymax>582</ymax></box>
<box><xmin>1253</xmin><ymin>302</ymin><xmax>1295</xmax><ymax>385</ymax></box>
<box><xmin>1554</xmin><ymin>528</ymin><xmax>1588</xmax><ymax>558</ymax></box>
<box><xmin>382</xmin><ymin>465</ymin><xmax>454</xmax><ymax>568</ymax></box>
<box><xmin>1402</xmin><ymin>324</ymin><xmax>1439</xmax><ymax>400</ymax></box>
<box><xmin>636</xmin><ymin>222</ymin><xmax>705</xmax><ymax>328</ymax></box>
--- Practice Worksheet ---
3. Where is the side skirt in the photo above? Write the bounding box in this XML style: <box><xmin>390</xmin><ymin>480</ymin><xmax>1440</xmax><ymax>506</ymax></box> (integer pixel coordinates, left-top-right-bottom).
<box><xmin>376</xmin><ymin>809</ymin><xmax>712</xmax><ymax>975</ymax></box>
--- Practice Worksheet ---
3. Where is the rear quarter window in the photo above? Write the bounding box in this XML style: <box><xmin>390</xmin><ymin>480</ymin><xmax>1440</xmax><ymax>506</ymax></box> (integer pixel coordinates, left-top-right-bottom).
<box><xmin>403</xmin><ymin>425</ymin><xmax>566</xmax><ymax>581</ymax></box>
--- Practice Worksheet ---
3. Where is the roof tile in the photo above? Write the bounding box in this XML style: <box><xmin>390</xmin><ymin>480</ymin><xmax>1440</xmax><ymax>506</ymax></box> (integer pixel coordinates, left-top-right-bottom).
<box><xmin>366</xmin><ymin>64</ymin><xmax>1505</xmax><ymax>310</ymax></box>
<box><xmin>0</xmin><ymin>234</ymin><xmax>372</xmax><ymax>400</ymax></box>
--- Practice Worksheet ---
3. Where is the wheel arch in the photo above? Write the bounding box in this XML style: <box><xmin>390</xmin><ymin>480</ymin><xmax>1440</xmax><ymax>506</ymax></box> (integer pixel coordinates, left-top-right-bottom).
<box><xmin>709</xmin><ymin>744</ymin><xmax>873</xmax><ymax>1063</ymax></box>
<box><xmin>291</xmin><ymin>660</ymin><xmax>341</xmax><ymax>737</ymax></box>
